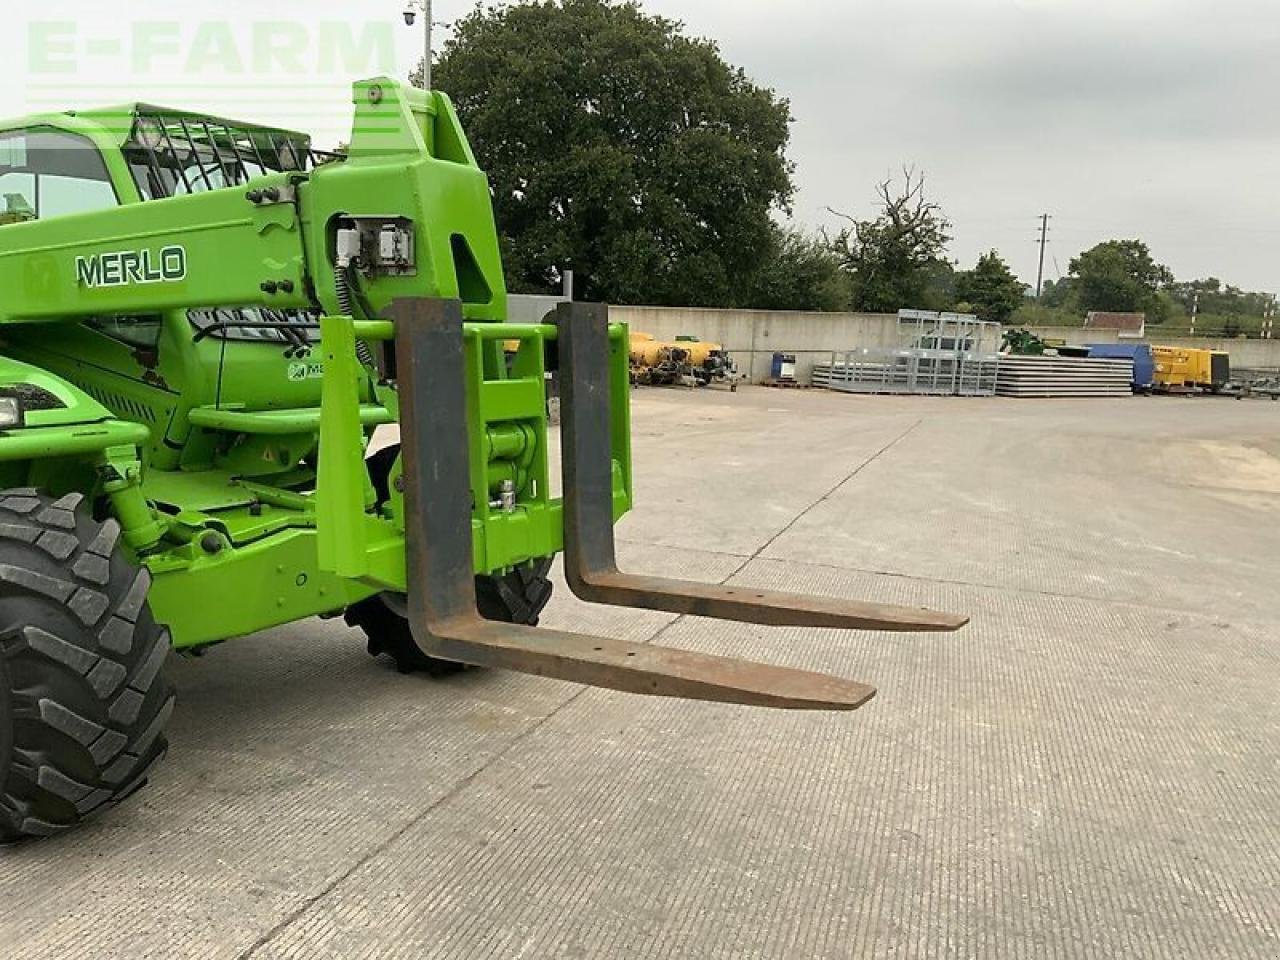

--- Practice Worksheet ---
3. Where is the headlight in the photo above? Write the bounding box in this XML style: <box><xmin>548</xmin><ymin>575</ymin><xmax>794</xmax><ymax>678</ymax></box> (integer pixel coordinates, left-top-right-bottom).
<box><xmin>0</xmin><ymin>395</ymin><xmax>25</xmax><ymax>429</ymax></box>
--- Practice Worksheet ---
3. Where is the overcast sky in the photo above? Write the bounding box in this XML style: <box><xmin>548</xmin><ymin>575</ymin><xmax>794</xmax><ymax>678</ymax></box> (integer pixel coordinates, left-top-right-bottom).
<box><xmin>4</xmin><ymin>1</ymin><xmax>1277</xmax><ymax>291</ymax></box>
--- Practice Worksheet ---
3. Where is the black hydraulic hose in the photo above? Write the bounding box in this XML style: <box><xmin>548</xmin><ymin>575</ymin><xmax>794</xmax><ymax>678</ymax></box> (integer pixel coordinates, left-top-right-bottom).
<box><xmin>191</xmin><ymin>319</ymin><xmax>321</xmax><ymax>343</ymax></box>
<box><xmin>335</xmin><ymin>268</ymin><xmax>356</xmax><ymax>317</ymax></box>
<box><xmin>263</xmin><ymin>307</ymin><xmax>312</xmax><ymax>356</ymax></box>
<box><xmin>337</xmin><ymin>267</ymin><xmax>377</xmax><ymax>368</ymax></box>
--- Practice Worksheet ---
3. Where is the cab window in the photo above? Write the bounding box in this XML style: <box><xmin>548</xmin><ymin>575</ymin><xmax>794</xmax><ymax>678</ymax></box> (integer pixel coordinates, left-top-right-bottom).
<box><xmin>0</xmin><ymin>128</ymin><xmax>118</xmax><ymax>225</ymax></box>
<box><xmin>85</xmin><ymin>315</ymin><xmax>163</xmax><ymax>350</ymax></box>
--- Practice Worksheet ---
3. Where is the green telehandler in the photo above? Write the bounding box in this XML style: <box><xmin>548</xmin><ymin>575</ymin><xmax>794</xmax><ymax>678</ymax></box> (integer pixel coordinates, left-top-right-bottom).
<box><xmin>0</xmin><ymin>78</ymin><xmax>966</xmax><ymax>841</ymax></box>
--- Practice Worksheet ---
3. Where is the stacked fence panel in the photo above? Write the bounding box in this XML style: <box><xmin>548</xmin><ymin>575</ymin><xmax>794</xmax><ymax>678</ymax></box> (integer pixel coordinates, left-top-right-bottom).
<box><xmin>957</xmin><ymin>353</ymin><xmax>1001</xmax><ymax>396</ymax></box>
<box><xmin>994</xmin><ymin>355</ymin><xmax>1133</xmax><ymax>397</ymax></box>
<box><xmin>814</xmin><ymin>313</ymin><xmax>1002</xmax><ymax>398</ymax></box>
<box><xmin>819</xmin><ymin>349</ymin><xmax>966</xmax><ymax>395</ymax></box>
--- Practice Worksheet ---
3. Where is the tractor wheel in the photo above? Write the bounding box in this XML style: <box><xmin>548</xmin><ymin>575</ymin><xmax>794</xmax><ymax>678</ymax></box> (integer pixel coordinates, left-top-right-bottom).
<box><xmin>345</xmin><ymin>559</ymin><xmax>555</xmax><ymax>676</ymax></box>
<box><xmin>347</xmin><ymin>445</ymin><xmax>556</xmax><ymax>675</ymax></box>
<box><xmin>0</xmin><ymin>490</ymin><xmax>174</xmax><ymax>842</ymax></box>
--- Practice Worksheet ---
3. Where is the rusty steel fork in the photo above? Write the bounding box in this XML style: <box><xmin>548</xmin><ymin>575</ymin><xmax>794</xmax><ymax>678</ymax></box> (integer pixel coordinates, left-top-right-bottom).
<box><xmin>554</xmin><ymin>300</ymin><xmax>969</xmax><ymax>634</ymax></box>
<box><xmin>390</xmin><ymin>298</ymin><xmax>962</xmax><ymax>711</ymax></box>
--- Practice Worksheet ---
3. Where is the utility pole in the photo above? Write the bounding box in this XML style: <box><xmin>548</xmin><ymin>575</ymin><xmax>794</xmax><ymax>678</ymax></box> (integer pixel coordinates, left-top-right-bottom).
<box><xmin>1035</xmin><ymin>214</ymin><xmax>1051</xmax><ymax>300</ymax></box>
<box><xmin>1190</xmin><ymin>289</ymin><xmax>1199</xmax><ymax>337</ymax></box>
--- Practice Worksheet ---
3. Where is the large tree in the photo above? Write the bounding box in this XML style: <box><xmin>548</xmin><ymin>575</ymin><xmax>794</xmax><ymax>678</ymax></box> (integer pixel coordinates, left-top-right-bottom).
<box><xmin>955</xmin><ymin>250</ymin><xmax>1026</xmax><ymax>324</ymax></box>
<box><xmin>825</xmin><ymin>168</ymin><xmax>952</xmax><ymax>313</ymax></box>
<box><xmin>431</xmin><ymin>0</ymin><xmax>794</xmax><ymax>306</ymax></box>
<box><xmin>1166</xmin><ymin>276</ymin><xmax>1272</xmax><ymax>319</ymax></box>
<box><xmin>1068</xmin><ymin>239</ymin><xmax>1172</xmax><ymax>317</ymax></box>
<box><xmin>1037</xmin><ymin>276</ymin><xmax>1075</xmax><ymax>309</ymax></box>
<box><xmin>742</xmin><ymin>226</ymin><xmax>850</xmax><ymax>312</ymax></box>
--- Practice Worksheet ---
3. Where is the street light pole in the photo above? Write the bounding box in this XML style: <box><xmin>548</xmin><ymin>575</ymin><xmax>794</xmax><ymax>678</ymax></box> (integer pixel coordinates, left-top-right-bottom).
<box><xmin>422</xmin><ymin>0</ymin><xmax>432</xmax><ymax>90</ymax></box>
<box><xmin>404</xmin><ymin>1</ymin><xmax>433</xmax><ymax>90</ymax></box>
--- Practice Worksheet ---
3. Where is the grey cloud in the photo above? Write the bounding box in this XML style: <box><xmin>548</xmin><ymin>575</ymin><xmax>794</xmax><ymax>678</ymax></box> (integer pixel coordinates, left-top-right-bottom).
<box><xmin>642</xmin><ymin>0</ymin><xmax>1280</xmax><ymax>288</ymax></box>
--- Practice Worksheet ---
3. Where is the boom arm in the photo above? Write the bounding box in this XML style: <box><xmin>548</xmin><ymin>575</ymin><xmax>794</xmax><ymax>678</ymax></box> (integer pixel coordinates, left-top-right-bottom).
<box><xmin>0</xmin><ymin>172</ymin><xmax>309</xmax><ymax>324</ymax></box>
<box><xmin>0</xmin><ymin>79</ymin><xmax>506</xmax><ymax>328</ymax></box>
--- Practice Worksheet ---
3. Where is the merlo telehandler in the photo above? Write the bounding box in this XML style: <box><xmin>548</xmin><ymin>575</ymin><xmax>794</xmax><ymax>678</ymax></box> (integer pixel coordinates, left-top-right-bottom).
<box><xmin>0</xmin><ymin>78</ymin><xmax>966</xmax><ymax>840</ymax></box>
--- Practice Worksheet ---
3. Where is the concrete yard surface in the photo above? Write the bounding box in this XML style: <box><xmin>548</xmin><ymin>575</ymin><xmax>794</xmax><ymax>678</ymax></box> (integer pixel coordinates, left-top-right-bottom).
<box><xmin>2</xmin><ymin>387</ymin><xmax>1278</xmax><ymax>958</ymax></box>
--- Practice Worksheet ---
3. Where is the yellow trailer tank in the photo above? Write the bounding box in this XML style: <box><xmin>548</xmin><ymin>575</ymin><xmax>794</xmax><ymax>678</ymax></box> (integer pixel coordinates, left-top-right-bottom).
<box><xmin>628</xmin><ymin>332</ymin><xmax>739</xmax><ymax>388</ymax></box>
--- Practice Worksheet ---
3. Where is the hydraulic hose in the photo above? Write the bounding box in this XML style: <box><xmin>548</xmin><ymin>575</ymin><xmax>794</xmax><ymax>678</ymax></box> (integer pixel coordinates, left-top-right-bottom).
<box><xmin>336</xmin><ymin>265</ymin><xmax>377</xmax><ymax>368</ymax></box>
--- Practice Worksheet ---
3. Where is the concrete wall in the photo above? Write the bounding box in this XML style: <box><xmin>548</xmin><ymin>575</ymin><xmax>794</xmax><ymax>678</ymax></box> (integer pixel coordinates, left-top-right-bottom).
<box><xmin>508</xmin><ymin>294</ymin><xmax>569</xmax><ymax>324</ymax></box>
<box><xmin>509</xmin><ymin>299</ymin><xmax>1280</xmax><ymax>382</ymax></box>
<box><xmin>612</xmin><ymin>309</ymin><xmax>1280</xmax><ymax>382</ymax></box>
<box><xmin>1033</xmin><ymin>326</ymin><xmax>1280</xmax><ymax>370</ymax></box>
<box><xmin>612</xmin><ymin>306</ymin><xmax>900</xmax><ymax>383</ymax></box>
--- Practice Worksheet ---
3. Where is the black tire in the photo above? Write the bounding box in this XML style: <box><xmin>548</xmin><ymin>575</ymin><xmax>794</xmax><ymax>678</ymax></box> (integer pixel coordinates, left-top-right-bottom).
<box><xmin>365</xmin><ymin>443</ymin><xmax>400</xmax><ymax>509</ymax></box>
<box><xmin>0</xmin><ymin>490</ymin><xmax>173</xmax><ymax>842</ymax></box>
<box><xmin>347</xmin><ymin>445</ymin><xmax>555</xmax><ymax>675</ymax></box>
<box><xmin>345</xmin><ymin>559</ymin><xmax>554</xmax><ymax>675</ymax></box>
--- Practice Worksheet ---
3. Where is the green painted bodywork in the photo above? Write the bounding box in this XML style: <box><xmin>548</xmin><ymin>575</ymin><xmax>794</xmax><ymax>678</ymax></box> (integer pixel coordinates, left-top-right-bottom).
<box><xmin>0</xmin><ymin>78</ymin><xmax>633</xmax><ymax>649</ymax></box>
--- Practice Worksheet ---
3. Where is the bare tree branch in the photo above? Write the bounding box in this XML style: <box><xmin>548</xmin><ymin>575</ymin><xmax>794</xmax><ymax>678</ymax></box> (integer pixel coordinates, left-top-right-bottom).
<box><xmin>821</xmin><ymin>166</ymin><xmax>952</xmax><ymax>312</ymax></box>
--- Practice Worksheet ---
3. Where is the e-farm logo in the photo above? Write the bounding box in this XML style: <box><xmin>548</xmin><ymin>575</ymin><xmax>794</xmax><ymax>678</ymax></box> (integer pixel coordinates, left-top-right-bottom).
<box><xmin>75</xmin><ymin>246</ymin><xmax>187</xmax><ymax>288</ymax></box>
<box><xmin>24</xmin><ymin>20</ymin><xmax>399</xmax><ymax>145</ymax></box>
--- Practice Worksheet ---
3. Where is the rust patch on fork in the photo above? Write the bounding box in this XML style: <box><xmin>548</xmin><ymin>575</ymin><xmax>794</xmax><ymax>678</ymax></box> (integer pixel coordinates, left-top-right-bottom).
<box><xmin>424</xmin><ymin>617</ymin><xmax>876</xmax><ymax>710</ymax></box>
<box><xmin>567</xmin><ymin>569</ymin><xmax>967</xmax><ymax>631</ymax></box>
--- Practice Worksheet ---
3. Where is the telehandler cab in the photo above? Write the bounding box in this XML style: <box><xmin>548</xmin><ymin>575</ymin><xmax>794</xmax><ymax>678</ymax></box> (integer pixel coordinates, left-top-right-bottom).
<box><xmin>0</xmin><ymin>78</ymin><xmax>966</xmax><ymax>840</ymax></box>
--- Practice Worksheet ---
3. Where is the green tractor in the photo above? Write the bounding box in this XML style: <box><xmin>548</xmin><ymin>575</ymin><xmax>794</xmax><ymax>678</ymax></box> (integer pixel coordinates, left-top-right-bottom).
<box><xmin>0</xmin><ymin>78</ymin><xmax>965</xmax><ymax>841</ymax></box>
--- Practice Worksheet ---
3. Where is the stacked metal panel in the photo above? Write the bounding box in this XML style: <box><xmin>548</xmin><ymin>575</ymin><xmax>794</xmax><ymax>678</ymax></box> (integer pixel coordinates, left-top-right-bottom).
<box><xmin>815</xmin><ymin>313</ymin><xmax>1002</xmax><ymax>397</ymax></box>
<box><xmin>994</xmin><ymin>355</ymin><xmax>1133</xmax><ymax>397</ymax></box>
<box><xmin>957</xmin><ymin>353</ymin><xmax>1001</xmax><ymax>396</ymax></box>
<box><xmin>819</xmin><ymin>349</ymin><xmax>964</xmax><ymax>395</ymax></box>
<box><xmin>810</xmin><ymin>362</ymin><xmax>835</xmax><ymax>388</ymax></box>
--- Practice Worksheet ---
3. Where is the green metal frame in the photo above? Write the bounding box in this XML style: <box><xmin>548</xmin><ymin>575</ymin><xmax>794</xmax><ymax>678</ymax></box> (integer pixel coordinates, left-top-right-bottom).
<box><xmin>0</xmin><ymin>77</ymin><xmax>633</xmax><ymax>649</ymax></box>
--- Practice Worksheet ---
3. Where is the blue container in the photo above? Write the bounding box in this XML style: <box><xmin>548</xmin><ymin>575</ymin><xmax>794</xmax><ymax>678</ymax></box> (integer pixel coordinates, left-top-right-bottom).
<box><xmin>771</xmin><ymin>352</ymin><xmax>796</xmax><ymax>381</ymax></box>
<box><xmin>1086</xmin><ymin>343</ymin><xmax>1154</xmax><ymax>390</ymax></box>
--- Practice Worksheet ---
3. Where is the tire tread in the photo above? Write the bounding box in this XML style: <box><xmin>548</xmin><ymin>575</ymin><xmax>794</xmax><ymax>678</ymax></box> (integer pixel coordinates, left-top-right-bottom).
<box><xmin>0</xmin><ymin>491</ymin><xmax>174</xmax><ymax>842</ymax></box>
